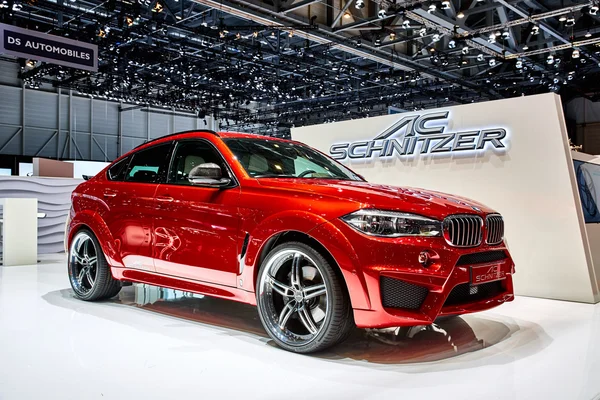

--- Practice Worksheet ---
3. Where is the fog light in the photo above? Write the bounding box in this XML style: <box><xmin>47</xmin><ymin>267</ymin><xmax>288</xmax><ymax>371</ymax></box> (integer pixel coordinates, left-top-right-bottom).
<box><xmin>418</xmin><ymin>251</ymin><xmax>431</xmax><ymax>266</ymax></box>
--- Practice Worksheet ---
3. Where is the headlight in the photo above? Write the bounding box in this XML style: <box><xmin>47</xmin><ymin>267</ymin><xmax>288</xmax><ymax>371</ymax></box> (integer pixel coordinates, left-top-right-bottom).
<box><xmin>341</xmin><ymin>209</ymin><xmax>442</xmax><ymax>237</ymax></box>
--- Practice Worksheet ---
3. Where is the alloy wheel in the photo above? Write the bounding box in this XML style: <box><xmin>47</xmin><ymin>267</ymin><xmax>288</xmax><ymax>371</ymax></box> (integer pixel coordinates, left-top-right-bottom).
<box><xmin>258</xmin><ymin>249</ymin><xmax>330</xmax><ymax>347</ymax></box>
<box><xmin>69</xmin><ymin>232</ymin><xmax>98</xmax><ymax>294</ymax></box>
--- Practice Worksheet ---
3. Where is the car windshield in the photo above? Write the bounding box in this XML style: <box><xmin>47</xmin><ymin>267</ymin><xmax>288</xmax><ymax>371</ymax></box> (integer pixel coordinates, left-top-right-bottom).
<box><xmin>223</xmin><ymin>138</ymin><xmax>363</xmax><ymax>181</ymax></box>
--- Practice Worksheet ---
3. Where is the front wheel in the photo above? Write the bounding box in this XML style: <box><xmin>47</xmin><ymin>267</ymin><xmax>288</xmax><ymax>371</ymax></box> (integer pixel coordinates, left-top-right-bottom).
<box><xmin>256</xmin><ymin>242</ymin><xmax>353</xmax><ymax>353</ymax></box>
<box><xmin>68</xmin><ymin>229</ymin><xmax>121</xmax><ymax>301</ymax></box>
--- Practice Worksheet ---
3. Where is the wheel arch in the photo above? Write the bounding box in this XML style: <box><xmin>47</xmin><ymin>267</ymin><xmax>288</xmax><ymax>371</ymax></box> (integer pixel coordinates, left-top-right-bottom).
<box><xmin>67</xmin><ymin>210</ymin><xmax>124</xmax><ymax>268</ymax></box>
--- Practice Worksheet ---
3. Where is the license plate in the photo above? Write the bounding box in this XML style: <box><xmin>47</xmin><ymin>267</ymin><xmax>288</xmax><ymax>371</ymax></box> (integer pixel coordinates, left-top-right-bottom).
<box><xmin>470</xmin><ymin>264</ymin><xmax>506</xmax><ymax>285</ymax></box>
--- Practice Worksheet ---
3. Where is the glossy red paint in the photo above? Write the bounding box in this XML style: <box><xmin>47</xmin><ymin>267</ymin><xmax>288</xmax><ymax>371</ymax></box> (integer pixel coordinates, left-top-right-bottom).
<box><xmin>68</xmin><ymin>130</ymin><xmax>515</xmax><ymax>329</ymax></box>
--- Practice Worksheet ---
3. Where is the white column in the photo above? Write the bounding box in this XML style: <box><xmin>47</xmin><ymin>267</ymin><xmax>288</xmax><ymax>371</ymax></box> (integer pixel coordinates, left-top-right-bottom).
<box><xmin>0</xmin><ymin>198</ymin><xmax>38</xmax><ymax>266</ymax></box>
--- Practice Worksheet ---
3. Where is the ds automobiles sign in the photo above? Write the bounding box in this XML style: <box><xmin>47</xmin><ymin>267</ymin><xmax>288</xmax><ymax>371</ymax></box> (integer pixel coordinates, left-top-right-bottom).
<box><xmin>329</xmin><ymin>111</ymin><xmax>508</xmax><ymax>160</ymax></box>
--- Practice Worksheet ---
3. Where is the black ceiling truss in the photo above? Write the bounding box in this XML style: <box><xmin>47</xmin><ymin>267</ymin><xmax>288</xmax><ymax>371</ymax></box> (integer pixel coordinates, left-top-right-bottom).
<box><xmin>1</xmin><ymin>0</ymin><xmax>599</xmax><ymax>137</ymax></box>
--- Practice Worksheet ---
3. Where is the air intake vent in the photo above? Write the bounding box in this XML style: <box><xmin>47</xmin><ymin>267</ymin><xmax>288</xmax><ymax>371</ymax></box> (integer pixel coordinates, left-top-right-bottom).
<box><xmin>444</xmin><ymin>280</ymin><xmax>504</xmax><ymax>306</ymax></box>
<box><xmin>380</xmin><ymin>277</ymin><xmax>429</xmax><ymax>310</ymax></box>
<box><xmin>456</xmin><ymin>250</ymin><xmax>507</xmax><ymax>266</ymax></box>
<box><xmin>443</xmin><ymin>215</ymin><xmax>483</xmax><ymax>247</ymax></box>
<box><xmin>486</xmin><ymin>214</ymin><xmax>504</xmax><ymax>245</ymax></box>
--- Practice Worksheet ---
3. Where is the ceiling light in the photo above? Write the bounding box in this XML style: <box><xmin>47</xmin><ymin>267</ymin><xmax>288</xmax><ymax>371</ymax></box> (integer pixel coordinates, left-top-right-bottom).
<box><xmin>516</xmin><ymin>59</ymin><xmax>523</xmax><ymax>68</ymax></box>
<box><xmin>559</xmin><ymin>15</ymin><xmax>567</xmax><ymax>22</ymax></box>
<box><xmin>457</xmin><ymin>11</ymin><xmax>465</xmax><ymax>18</ymax></box>
<box><xmin>502</xmin><ymin>30</ymin><xmax>510</xmax><ymax>39</ymax></box>
<box><xmin>522</xmin><ymin>45</ymin><xmax>529</xmax><ymax>50</ymax></box>
<box><xmin>355</xmin><ymin>0</ymin><xmax>365</xmax><ymax>9</ymax></box>
<box><xmin>402</xmin><ymin>19</ymin><xmax>411</xmax><ymax>29</ymax></box>
<box><xmin>585</xmin><ymin>31</ymin><xmax>592</xmax><ymax>38</ymax></box>
<box><xmin>374</xmin><ymin>38</ymin><xmax>381</xmax><ymax>46</ymax></box>
<box><xmin>344</xmin><ymin>12</ymin><xmax>351</xmax><ymax>19</ymax></box>
<box><xmin>547</xmin><ymin>54</ymin><xmax>554</xmax><ymax>64</ymax></box>
<box><xmin>441</xmin><ymin>0</ymin><xmax>450</xmax><ymax>9</ymax></box>
<box><xmin>590</xmin><ymin>5</ymin><xmax>599</xmax><ymax>15</ymax></box>
<box><xmin>461</xmin><ymin>45</ymin><xmax>469</xmax><ymax>54</ymax></box>
<box><xmin>489</xmin><ymin>58</ymin><xmax>496</xmax><ymax>67</ymax></box>
<box><xmin>152</xmin><ymin>1</ymin><xmax>163</xmax><ymax>13</ymax></box>
<box><xmin>125</xmin><ymin>16</ymin><xmax>134</xmax><ymax>27</ymax></box>
<box><xmin>488</xmin><ymin>33</ymin><xmax>496</xmax><ymax>43</ymax></box>
<box><xmin>428</xmin><ymin>3</ymin><xmax>437</xmax><ymax>13</ymax></box>
<box><xmin>289</xmin><ymin>30</ymin><xmax>294</xmax><ymax>37</ymax></box>
<box><xmin>448</xmin><ymin>39</ymin><xmax>456</xmax><ymax>48</ymax></box>
<box><xmin>432</xmin><ymin>33</ymin><xmax>441</xmax><ymax>42</ymax></box>
<box><xmin>253</xmin><ymin>31</ymin><xmax>259</xmax><ymax>38</ymax></box>
<box><xmin>476</xmin><ymin>53</ymin><xmax>484</xmax><ymax>62</ymax></box>
<box><xmin>531</xmin><ymin>25</ymin><xmax>540</xmax><ymax>35</ymax></box>
<box><xmin>419</xmin><ymin>28</ymin><xmax>427</xmax><ymax>37</ymax></box>
<box><xmin>572</xmin><ymin>49</ymin><xmax>580</xmax><ymax>58</ymax></box>
<box><xmin>389</xmin><ymin>32</ymin><xmax>396</xmax><ymax>40</ymax></box>
<box><xmin>566</xmin><ymin>16</ymin><xmax>575</xmax><ymax>27</ymax></box>
<box><xmin>378</xmin><ymin>8</ymin><xmax>387</xmax><ymax>19</ymax></box>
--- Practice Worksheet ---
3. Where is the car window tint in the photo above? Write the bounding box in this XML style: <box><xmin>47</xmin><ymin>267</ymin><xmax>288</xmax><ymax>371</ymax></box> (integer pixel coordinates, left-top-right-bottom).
<box><xmin>125</xmin><ymin>143</ymin><xmax>172</xmax><ymax>183</ymax></box>
<box><xmin>168</xmin><ymin>140</ymin><xmax>229</xmax><ymax>185</ymax></box>
<box><xmin>107</xmin><ymin>156</ymin><xmax>130</xmax><ymax>181</ymax></box>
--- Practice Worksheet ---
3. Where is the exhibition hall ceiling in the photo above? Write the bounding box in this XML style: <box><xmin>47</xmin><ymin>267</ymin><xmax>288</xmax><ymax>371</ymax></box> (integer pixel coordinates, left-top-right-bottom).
<box><xmin>1</xmin><ymin>0</ymin><xmax>600</xmax><ymax>135</ymax></box>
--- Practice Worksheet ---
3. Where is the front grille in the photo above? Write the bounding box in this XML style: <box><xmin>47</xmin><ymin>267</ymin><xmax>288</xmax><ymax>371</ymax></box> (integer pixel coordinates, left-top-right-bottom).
<box><xmin>486</xmin><ymin>214</ymin><xmax>504</xmax><ymax>245</ymax></box>
<box><xmin>443</xmin><ymin>215</ymin><xmax>483</xmax><ymax>247</ymax></box>
<box><xmin>456</xmin><ymin>250</ymin><xmax>507</xmax><ymax>266</ymax></box>
<box><xmin>444</xmin><ymin>280</ymin><xmax>504</xmax><ymax>306</ymax></box>
<box><xmin>380</xmin><ymin>276</ymin><xmax>429</xmax><ymax>310</ymax></box>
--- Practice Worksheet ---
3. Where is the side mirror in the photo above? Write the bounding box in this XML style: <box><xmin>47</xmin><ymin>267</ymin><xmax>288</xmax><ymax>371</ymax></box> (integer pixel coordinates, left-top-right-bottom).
<box><xmin>188</xmin><ymin>163</ymin><xmax>231</xmax><ymax>187</ymax></box>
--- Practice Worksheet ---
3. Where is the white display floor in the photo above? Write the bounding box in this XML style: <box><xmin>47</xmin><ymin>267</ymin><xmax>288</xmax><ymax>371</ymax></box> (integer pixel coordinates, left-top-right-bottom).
<box><xmin>1</xmin><ymin>255</ymin><xmax>599</xmax><ymax>400</ymax></box>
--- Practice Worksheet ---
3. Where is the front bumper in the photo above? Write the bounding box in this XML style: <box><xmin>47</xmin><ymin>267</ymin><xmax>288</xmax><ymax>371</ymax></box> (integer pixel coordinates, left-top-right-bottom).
<box><xmin>329</xmin><ymin>220</ymin><xmax>515</xmax><ymax>329</ymax></box>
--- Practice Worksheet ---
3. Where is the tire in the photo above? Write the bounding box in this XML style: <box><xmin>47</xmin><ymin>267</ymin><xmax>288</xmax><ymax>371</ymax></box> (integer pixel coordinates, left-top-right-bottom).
<box><xmin>68</xmin><ymin>229</ymin><xmax>121</xmax><ymax>301</ymax></box>
<box><xmin>256</xmin><ymin>242</ymin><xmax>353</xmax><ymax>353</ymax></box>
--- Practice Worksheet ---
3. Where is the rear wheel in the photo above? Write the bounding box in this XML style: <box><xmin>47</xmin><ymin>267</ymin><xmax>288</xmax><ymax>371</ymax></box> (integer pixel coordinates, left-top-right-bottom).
<box><xmin>68</xmin><ymin>229</ymin><xmax>121</xmax><ymax>301</ymax></box>
<box><xmin>256</xmin><ymin>242</ymin><xmax>353</xmax><ymax>353</ymax></box>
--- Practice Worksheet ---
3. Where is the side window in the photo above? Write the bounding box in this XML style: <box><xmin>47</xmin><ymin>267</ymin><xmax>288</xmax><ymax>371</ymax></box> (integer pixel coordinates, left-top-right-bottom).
<box><xmin>125</xmin><ymin>143</ymin><xmax>173</xmax><ymax>183</ymax></box>
<box><xmin>107</xmin><ymin>156</ymin><xmax>130</xmax><ymax>181</ymax></box>
<box><xmin>168</xmin><ymin>140</ymin><xmax>230</xmax><ymax>185</ymax></box>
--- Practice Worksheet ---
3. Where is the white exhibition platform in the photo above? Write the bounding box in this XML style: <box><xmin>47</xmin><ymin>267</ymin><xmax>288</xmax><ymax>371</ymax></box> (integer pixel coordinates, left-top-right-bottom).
<box><xmin>1</xmin><ymin>255</ymin><xmax>599</xmax><ymax>400</ymax></box>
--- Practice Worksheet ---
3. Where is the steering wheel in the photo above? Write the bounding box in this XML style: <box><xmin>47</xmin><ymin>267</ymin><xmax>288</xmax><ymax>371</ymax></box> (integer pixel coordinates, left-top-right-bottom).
<box><xmin>298</xmin><ymin>169</ymin><xmax>317</xmax><ymax>178</ymax></box>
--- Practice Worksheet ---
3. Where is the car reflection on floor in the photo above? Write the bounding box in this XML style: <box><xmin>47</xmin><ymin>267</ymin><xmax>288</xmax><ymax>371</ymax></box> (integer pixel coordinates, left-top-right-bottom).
<box><xmin>114</xmin><ymin>284</ymin><xmax>513</xmax><ymax>364</ymax></box>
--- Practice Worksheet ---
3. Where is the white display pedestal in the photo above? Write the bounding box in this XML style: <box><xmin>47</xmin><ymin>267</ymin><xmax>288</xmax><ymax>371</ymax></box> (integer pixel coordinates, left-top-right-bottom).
<box><xmin>0</xmin><ymin>198</ymin><xmax>38</xmax><ymax>266</ymax></box>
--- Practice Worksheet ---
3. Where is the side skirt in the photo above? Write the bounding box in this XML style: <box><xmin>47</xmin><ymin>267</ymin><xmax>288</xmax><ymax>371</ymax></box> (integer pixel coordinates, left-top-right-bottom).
<box><xmin>111</xmin><ymin>267</ymin><xmax>257</xmax><ymax>306</ymax></box>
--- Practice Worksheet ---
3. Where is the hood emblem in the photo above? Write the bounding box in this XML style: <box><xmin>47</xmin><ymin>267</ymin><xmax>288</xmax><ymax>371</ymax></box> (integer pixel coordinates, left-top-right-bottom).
<box><xmin>471</xmin><ymin>206</ymin><xmax>482</xmax><ymax>212</ymax></box>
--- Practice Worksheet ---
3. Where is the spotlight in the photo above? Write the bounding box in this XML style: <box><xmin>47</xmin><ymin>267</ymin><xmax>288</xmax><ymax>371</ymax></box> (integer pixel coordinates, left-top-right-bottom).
<box><xmin>152</xmin><ymin>1</ymin><xmax>163</xmax><ymax>13</ymax></box>
<box><xmin>402</xmin><ymin>19</ymin><xmax>411</xmax><ymax>29</ymax></box>
<box><xmin>572</xmin><ymin>49</ymin><xmax>580</xmax><ymax>58</ymax></box>
<box><xmin>546</xmin><ymin>54</ymin><xmax>554</xmax><ymax>64</ymax></box>
<box><xmin>428</xmin><ymin>3</ymin><xmax>437</xmax><ymax>13</ymax></box>
<box><xmin>531</xmin><ymin>25</ymin><xmax>540</xmax><ymax>35</ymax></box>
<box><xmin>432</xmin><ymin>33</ymin><xmax>441</xmax><ymax>42</ymax></box>
<box><xmin>374</xmin><ymin>38</ymin><xmax>381</xmax><ymax>46</ymax></box>
<box><xmin>355</xmin><ymin>0</ymin><xmax>365</xmax><ymax>9</ymax></box>
<box><xmin>488</xmin><ymin>33</ymin><xmax>496</xmax><ymax>43</ymax></box>
<box><xmin>522</xmin><ymin>45</ymin><xmax>529</xmax><ymax>50</ymax></box>
<box><xmin>448</xmin><ymin>39</ymin><xmax>456</xmax><ymax>48</ymax></box>
<box><xmin>489</xmin><ymin>58</ymin><xmax>496</xmax><ymax>67</ymax></box>
<box><xmin>125</xmin><ymin>16</ymin><xmax>134</xmax><ymax>27</ymax></box>
<box><xmin>516</xmin><ymin>59</ymin><xmax>523</xmax><ymax>69</ymax></box>
<box><xmin>502</xmin><ymin>30</ymin><xmax>510</xmax><ymax>39</ymax></box>
<box><xmin>566</xmin><ymin>16</ymin><xmax>575</xmax><ymax>27</ymax></box>
<box><xmin>441</xmin><ymin>0</ymin><xmax>450</xmax><ymax>9</ymax></box>
<box><xmin>457</xmin><ymin>11</ymin><xmax>465</xmax><ymax>18</ymax></box>
<box><xmin>378</xmin><ymin>8</ymin><xmax>387</xmax><ymax>19</ymax></box>
<box><xmin>461</xmin><ymin>45</ymin><xmax>469</xmax><ymax>55</ymax></box>
<box><xmin>476</xmin><ymin>53</ymin><xmax>484</xmax><ymax>62</ymax></box>
<box><xmin>585</xmin><ymin>31</ymin><xmax>592</xmax><ymax>38</ymax></box>
<box><xmin>419</xmin><ymin>28</ymin><xmax>427</xmax><ymax>37</ymax></box>
<box><xmin>559</xmin><ymin>15</ymin><xmax>567</xmax><ymax>22</ymax></box>
<box><xmin>389</xmin><ymin>32</ymin><xmax>396</xmax><ymax>40</ymax></box>
<box><xmin>26</xmin><ymin>60</ymin><xmax>36</xmax><ymax>68</ymax></box>
<box><xmin>590</xmin><ymin>5</ymin><xmax>599</xmax><ymax>15</ymax></box>
<box><xmin>344</xmin><ymin>12</ymin><xmax>351</xmax><ymax>19</ymax></box>
<box><xmin>289</xmin><ymin>30</ymin><xmax>294</xmax><ymax>37</ymax></box>
<box><xmin>253</xmin><ymin>31</ymin><xmax>259</xmax><ymax>38</ymax></box>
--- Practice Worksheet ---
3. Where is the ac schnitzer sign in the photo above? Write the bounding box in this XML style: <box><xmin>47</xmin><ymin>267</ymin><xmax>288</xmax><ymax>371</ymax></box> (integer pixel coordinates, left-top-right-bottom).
<box><xmin>329</xmin><ymin>111</ymin><xmax>508</xmax><ymax>160</ymax></box>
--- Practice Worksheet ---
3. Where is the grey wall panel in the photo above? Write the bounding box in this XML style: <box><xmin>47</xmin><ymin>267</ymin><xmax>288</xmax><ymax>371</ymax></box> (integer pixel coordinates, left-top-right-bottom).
<box><xmin>0</xmin><ymin>86</ymin><xmax>22</xmax><ymax>126</ymax></box>
<box><xmin>92</xmin><ymin>100</ymin><xmax>119</xmax><ymax>135</ymax></box>
<box><xmin>71</xmin><ymin>133</ymin><xmax>91</xmax><ymax>160</ymax></box>
<box><xmin>0</xmin><ymin>60</ymin><xmax>20</xmax><ymax>86</ymax></box>
<box><xmin>24</xmin><ymin>91</ymin><xmax>58</xmax><ymax>129</ymax></box>
<box><xmin>24</xmin><ymin>127</ymin><xmax>58</xmax><ymax>157</ymax></box>
<box><xmin>0</xmin><ymin>126</ymin><xmax>22</xmax><ymax>155</ymax></box>
<box><xmin>122</xmin><ymin>108</ymin><xmax>148</xmax><ymax>139</ymax></box>
<box><xmin>71</xmin><ymin>97</ymin><xmax>91</xmax><ymax>133</ymax></box>
<box><xmin>174</xmin><ymin>115</ymin><xmax>195</xmax><ymax>132</ymax></box>
<box><xmin>59</xmin><ymin>93</ymin><xmax>69</xmax><ymax>130</ymax></box>
<box><xmin>0</xmin><ymin>176</ymin><xmax>81</xmax><ymax>254</ymax></box>
<box><xmin>148</xmin><ymin>111</ymin><xmax>171</xmax><ymax>139</ymax></box>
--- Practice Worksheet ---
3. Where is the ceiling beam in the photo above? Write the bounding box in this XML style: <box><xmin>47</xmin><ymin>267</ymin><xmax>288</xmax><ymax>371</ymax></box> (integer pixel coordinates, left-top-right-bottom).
<box><xmin>281</xmin><ymin>0</ymin><xmax>323</xmax><ymax>14</ymax></box>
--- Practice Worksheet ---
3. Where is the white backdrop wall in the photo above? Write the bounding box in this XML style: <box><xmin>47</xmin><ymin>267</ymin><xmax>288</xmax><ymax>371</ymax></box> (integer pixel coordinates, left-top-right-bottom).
<box><xmin>293</xmin><ymin>93</ymin><xmax>600</xmax><ymax>304</ymax></box>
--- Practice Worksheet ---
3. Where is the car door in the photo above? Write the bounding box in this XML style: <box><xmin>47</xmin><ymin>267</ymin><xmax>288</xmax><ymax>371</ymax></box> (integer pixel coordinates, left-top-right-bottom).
<box><xmin>101</xmin><ymin>142</ymin><xmax>174</xmax><ymax>272</ymax></box>
<box><xmin>152</xmin><ymin>139</ymin><xmax>241</xmax><ymax>287</ymax></box>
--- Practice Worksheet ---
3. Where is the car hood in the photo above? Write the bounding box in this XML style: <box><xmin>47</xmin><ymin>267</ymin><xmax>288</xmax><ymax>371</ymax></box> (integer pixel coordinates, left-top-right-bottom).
<box><xmin>256</xmin><ymin>178</ymin><xmax>496</xmax><ymax>220</ymax></box>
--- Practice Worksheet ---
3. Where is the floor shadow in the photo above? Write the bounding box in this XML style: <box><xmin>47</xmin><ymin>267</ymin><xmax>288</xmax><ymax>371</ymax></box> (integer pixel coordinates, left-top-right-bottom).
<box><xmin>43</xmin><ymin>283</ymin><xmax>551</xmax><ymax>368</ymax></box>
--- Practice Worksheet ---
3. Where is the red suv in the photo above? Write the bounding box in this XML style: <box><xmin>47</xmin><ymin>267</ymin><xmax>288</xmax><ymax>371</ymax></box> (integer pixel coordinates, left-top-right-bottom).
<box><xmin>66</xmin><ymin>130</ymin><xmax>515</xmax><ymax>353</ymax></box>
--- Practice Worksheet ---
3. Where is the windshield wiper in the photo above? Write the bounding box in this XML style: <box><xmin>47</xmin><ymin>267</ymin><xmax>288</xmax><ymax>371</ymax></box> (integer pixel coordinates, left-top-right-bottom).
<box><xmin>253</xmin><ymin>174</ymin><xmax>298</xmax><ymax>178</ymax></box>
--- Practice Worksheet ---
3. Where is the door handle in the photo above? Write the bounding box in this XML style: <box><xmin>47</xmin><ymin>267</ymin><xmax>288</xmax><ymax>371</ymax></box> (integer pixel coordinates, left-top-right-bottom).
<box><xmin>156</xmin><ymin>196</ymin><xmax>174</xmax><ymax>202</ymax></box>
<box><xmin>103</xmin><ymin>191</ymin><xmax>117</xmax><ymax>198</ymax></box>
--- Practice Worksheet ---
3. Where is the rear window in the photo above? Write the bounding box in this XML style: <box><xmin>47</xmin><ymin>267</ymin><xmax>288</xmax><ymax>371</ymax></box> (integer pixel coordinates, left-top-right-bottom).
<box><xmin>107</xmin><ymin>157</ymin><xmax>130</xmax><ymax>181</ymax></box>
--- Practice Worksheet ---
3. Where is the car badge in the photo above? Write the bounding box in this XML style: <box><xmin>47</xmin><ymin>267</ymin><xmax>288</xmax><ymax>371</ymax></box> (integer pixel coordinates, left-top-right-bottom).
<box><xmin>472</xmin><ymin>206</ymin><xmax>481</xmax><ymax>212</ymax></box>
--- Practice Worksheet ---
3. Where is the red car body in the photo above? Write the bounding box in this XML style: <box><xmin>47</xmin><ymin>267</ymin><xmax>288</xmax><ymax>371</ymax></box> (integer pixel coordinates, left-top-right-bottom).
<box><xmin>67</xmin><ymin>131</ymin><xmax>515</xmax><ymax>329</ymax></box>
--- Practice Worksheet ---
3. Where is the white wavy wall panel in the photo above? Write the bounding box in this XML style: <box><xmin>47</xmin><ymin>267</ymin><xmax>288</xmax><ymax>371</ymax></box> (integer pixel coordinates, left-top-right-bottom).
<box><xmin>0</xmin><ymin>177</ymin><xmax>81</xmax><ymax>254</ymax></box>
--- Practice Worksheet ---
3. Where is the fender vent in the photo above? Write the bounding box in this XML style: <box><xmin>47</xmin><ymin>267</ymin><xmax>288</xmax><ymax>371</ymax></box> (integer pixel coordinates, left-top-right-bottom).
<box><xmin>380</xmin><ymin>276</ymin><xmax>429</xmax><ymax>310</ymax></box>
